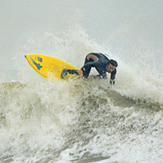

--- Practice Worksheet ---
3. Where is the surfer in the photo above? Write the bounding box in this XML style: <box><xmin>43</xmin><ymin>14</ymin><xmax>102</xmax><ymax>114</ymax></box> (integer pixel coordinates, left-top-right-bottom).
<box><xmin>61</xmin><ymin>52</ymin><xmax>118</xmax><ymax>85</ymax></box>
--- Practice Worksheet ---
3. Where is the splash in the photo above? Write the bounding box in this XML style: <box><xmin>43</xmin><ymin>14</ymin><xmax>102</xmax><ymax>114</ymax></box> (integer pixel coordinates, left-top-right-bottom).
<box><xmin>0</xmin><ymin>79</ymin><xmax>162</xmax><ymax>162</ymax></box>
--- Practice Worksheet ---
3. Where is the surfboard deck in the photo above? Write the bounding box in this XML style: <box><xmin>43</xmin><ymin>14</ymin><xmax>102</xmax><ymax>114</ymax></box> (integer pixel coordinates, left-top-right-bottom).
<box><xmin>25</xmin><ymin>54</ymin><xmax>79</xmax><ymax>80</ymax></box>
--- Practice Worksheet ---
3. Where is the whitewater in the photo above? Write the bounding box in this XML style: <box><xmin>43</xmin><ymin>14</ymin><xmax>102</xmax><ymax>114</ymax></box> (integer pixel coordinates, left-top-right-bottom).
<box><xmin>0</xmin><ymin>0</ymin><xmax>163</xmax><ymax>162</ymax></box>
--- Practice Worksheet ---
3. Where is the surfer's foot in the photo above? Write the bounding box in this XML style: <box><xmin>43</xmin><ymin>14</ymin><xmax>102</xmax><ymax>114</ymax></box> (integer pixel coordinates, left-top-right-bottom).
<box><xmin>61</xmin><ymin>69</ymin><xmax>68</xmax><ymax>79</ymax></box>
<box><xmin>76</xmin><ymin>70</ymin><xmax>83</xmax><ymax>77</ymax></box>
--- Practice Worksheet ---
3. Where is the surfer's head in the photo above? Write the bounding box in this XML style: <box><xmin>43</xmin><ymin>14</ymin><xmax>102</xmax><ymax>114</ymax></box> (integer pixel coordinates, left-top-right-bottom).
<box><xmin>106</xmin><ymin>60</ymin><xmax>118</xmax><ymax>73</ymax></box>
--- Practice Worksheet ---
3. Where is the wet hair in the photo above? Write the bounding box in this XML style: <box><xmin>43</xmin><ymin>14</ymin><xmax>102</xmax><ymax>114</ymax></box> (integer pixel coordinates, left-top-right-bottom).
<box><xmin>109</xmin><ymin>59</ymin><xmax>118</xmax><ymax>67</ymax></box>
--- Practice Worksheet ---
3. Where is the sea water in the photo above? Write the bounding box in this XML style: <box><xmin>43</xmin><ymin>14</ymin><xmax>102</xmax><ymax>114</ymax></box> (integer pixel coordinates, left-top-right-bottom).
<box><xmin>0</xmin><ymin>0</ymin><xmax>163</xmax><ymax>162</ymax></box>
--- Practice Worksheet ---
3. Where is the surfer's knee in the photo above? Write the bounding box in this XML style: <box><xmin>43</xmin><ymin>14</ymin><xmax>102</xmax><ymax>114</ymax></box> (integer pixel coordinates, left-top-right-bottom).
<box><xmin>86</xmin><ymin>53</ymin><xmax>99</xmax><ymax>62</ymax></box>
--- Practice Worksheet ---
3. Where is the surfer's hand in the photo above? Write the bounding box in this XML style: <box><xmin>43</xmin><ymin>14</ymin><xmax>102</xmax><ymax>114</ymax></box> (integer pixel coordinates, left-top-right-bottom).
<box><xmin>110</xmin><ymin>79</ymin><xmax>115</xmax><ymax>85</ymax></box>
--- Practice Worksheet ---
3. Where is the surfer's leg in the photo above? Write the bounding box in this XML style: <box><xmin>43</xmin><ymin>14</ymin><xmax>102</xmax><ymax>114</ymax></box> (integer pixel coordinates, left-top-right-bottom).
<box><xmin>81</xmin><ymin>66</ymin><xmax>91</xmax><ymax>78</ymax></box>
<box><xmin>80</xmin><ymin>54</ymin><xmax>98</xmax><ymax>78</ymax></box>
<box><xmin>68</xmin><ymin>69</ymin><xmax>83</xmax><ymax>77</ymax></box>
<box><xmin>79</xmin><ymin>55</ymin><xmax>92</xmax><ymax>78</ymax></box>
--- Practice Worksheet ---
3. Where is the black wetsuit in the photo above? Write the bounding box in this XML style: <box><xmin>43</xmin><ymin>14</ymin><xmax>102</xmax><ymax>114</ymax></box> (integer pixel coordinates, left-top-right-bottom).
<box><xmin>62</xmin><ymin>53</ymin><xmax>117</xmax><ymax>84</ymax></box>
<box><xmin>81</xmin><ymin>53</ymin><xmax>117</xmax><ymax>81</ymax></box>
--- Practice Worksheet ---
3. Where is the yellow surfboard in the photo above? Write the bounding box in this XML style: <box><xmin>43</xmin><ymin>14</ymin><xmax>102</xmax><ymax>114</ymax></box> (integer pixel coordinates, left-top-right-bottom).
<box><xmin>25</xmin><ymin>54</ymin><xmax>79</xmax><ymax>80</ymax></box>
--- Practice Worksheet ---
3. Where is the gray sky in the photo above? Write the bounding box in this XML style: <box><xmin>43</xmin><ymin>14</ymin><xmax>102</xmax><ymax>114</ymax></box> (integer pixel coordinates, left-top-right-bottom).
<box><xmin>0</xmin><ymin>0</ymin><xmax>162</xmax><ymax>80</ymax></box>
